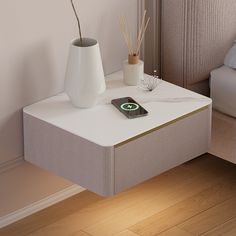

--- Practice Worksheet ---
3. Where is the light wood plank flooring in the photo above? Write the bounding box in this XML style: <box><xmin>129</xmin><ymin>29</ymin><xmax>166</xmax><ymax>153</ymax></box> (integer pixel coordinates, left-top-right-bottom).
<box><xmin>1</xmin><ymin>154</ymin><xmax>236</xmax><ymax>236</ymax></box>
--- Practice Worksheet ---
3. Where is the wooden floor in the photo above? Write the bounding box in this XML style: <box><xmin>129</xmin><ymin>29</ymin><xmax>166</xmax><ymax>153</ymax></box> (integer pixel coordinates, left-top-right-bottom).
<box><xmin>1</xmin><ymin>154</ymin><xmax>236</xmax><ymax>236</ymax></box>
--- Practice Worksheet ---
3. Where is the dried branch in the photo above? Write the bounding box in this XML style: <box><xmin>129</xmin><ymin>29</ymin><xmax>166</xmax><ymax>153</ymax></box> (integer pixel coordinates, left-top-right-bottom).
<box><xmin>119</xmin><ymin>16</ymin><xmax>133</xmax><ymax>55</ymax></box>
<box><xmin>136</xmin><ymin>17</ymin><xmax>150</xmax><ymax>55</ymax></box>
<box><xmin>136</xmin><ymin>10</ymin><xmax>147</xmax><ymax>53</ymax></box>
<box><xmin>70</xmin><ymin>0</ymin><xmax>83</xmax><ymax>45</ymax></box>
<box><xmin>119</xmin><ymin>11</ymin><xmax>150</xmax><ymax>56</ymax></box>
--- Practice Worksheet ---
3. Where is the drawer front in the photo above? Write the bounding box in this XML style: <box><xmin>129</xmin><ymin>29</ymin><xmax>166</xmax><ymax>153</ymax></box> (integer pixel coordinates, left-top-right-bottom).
<box><xmin>114</xmin><ymin>107</ymin><xmax>211</xmax><ymax>193</ymax></box>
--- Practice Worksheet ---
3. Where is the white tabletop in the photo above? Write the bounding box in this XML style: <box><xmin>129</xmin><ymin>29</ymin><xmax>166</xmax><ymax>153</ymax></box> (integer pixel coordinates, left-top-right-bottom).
<box><xmin>23</xmin><ymin>71</ymin><xmax>212</xmax><ymax>147</ymax></box>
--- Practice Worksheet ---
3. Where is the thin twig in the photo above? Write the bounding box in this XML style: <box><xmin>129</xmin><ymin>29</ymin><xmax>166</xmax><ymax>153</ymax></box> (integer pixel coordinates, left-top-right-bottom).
<box><xmin>122</xmin><ymin>16</ymin><xmax>132</xmax><ymax>54</ymax></box>
<box><xmin>120</xmin><ymin>16</ymin><xmax>133</xmax><ymax>54</ymax></box>
<box><xmin>136</xmin><ymin>17</ymin><xmax>150</xmax><ymax>55</ymax></box>
<box><xmin>136</xmin><ymin>10</ymin><xmax>147</xmax><ymax>54</ymax></box>
<box><xmin>124</xmin><ymin>16</ymin><xmax>133</xmax><ymax>55</ymax></box>
<box><xmin>119</xmin><ymin>17</ymin><xmax>131</xmax><ymax>54</ymax></box>
<box><xmin>119</xmin><ymin>11</ymin><xmax>150</xmax><ymax>57</ymax></box>
<box><xmin>70</xmin><ymin>0</ymin><xmax>83</xmax><ymax>45</ymax></box>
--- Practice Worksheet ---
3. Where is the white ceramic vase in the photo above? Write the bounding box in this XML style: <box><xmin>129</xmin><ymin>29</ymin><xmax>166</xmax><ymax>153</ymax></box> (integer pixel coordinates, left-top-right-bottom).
<box><xmin>65</xmin><ymin>38</ymin><xmax>106</xmax><ymax>108</ymax></box>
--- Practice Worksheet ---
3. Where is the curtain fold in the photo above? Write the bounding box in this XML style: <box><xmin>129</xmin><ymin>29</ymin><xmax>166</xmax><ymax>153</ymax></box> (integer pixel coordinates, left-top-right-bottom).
<box><xmin>161</xmin><ymin>0</ymin><xmax>236</xmax><ymax>95</ymax></box>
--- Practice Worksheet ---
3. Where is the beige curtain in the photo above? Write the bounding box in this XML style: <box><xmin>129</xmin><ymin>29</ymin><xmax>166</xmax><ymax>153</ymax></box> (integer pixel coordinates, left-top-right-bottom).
<box><xmin>145</xmin><ymin>0</ymin><xmax>236</xmax><ymax>95</ymax></box>
<box><xmin>162</xmin><ymin>0</ymin><xmax>236</xmax><ymax>95</ymax></box>
<box><xmin>143</xmin><ymin>0</ymin><xmax>162</xmax><ymax>76</ymax></box>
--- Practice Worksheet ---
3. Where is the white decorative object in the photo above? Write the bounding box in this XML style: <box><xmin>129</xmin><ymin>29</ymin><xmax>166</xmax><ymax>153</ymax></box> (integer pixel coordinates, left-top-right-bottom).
<box><xmin>123</xmin><ymin>59</ymin><xmax>144</xmax><ymax>85</ymax></box>
<box><xmin>210</xmin><ymin>65</ymin><xmax>236</xmax><ymax>118</ymax></box>
<box><xmin>140</xmin><ymin>70</ymin><xmax>162</xmax><ymax>91</ymax></box>
<box><xmin>65</xmin><ymin>38</ymin><xmax>106</xmax><ymax>108</ymax></box>
<box><xmin>224</xmin><ymin>41</ymin><xmax>236</xmax><ymax>69</ymax></box>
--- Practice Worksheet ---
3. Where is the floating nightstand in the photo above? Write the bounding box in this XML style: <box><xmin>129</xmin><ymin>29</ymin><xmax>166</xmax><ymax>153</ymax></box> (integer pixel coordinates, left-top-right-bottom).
<box><xmin>23</xmin><ymin>71</ymin><xmax>212</xmax><ymax>196</ymax></box>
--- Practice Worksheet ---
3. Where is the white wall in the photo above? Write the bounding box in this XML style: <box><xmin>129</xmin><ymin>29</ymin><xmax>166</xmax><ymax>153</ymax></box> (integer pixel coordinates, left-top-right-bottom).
<box><xmin>0</xmin><ymin>0</ymin><xmax>137</xmax><ymax>165</ymax></box>
<box><xmin>0</xmin><ymin>0</ymin><xmax>137</xmax><ymax>220</ymax></box>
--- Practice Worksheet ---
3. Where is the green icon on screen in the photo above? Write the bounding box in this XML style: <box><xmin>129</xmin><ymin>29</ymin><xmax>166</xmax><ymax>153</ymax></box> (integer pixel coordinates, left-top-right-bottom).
<box><xmin>120</xmin><ymin>103</ymin><xmax>139</xmax><ymax>111</ymax></box>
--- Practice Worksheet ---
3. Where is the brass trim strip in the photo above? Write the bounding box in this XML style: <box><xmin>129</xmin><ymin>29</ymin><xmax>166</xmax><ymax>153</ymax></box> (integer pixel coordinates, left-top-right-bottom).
<box><xmin>114</xmin><ymin>105</ymin><xmax>209</xmax><ymax>148</ymax></box>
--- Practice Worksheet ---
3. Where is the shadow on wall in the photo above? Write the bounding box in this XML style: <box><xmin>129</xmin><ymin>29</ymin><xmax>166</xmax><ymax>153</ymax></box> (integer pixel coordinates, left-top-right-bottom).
<box><xmin>0</xmin><ymin>41</ymin><xmax>65</xmax><ymax>164</ymax></box>
<box><xmin>0</xmin><ymin>111</ymin><xmax>23</xmax><ymax>164</ymax></box>
<box><xmin>19</xmin><ymin>41</ymin><xmax>59</xmax><ymax>105</ymax></box>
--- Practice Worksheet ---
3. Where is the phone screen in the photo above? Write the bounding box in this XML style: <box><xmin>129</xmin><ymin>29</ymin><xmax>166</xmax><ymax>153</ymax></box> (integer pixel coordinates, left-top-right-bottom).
<box><xmin>111</xmin><ymin>97</ymin><xmax>148</xmax><ymax>119</ymax></box>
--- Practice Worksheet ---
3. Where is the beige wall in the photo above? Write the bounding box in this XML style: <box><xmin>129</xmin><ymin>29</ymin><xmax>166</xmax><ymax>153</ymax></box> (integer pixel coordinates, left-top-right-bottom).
<box><xmin>0</xmin><ymin>0</ymin><xmax>137</xmax><ymax>165</ymax></box>
<box><xmin>0</xmin><ymin>0</ymin><xmax>137</xmax><ymax>217</ymax></box>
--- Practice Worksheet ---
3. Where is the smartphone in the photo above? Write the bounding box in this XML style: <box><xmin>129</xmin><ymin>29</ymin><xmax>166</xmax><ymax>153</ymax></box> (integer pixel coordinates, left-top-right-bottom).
<box><xmin>111</xmin><ymin>97</ymin><xmax>148</xmax><ymax>119</ymax></box>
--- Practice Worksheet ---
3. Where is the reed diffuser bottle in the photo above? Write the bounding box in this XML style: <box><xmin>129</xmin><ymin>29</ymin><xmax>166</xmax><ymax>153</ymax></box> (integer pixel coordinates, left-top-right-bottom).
<box><xmin>120</xmin><ymin>11</ymin><xmax>150</xmax><ymax>85</ymax></box>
